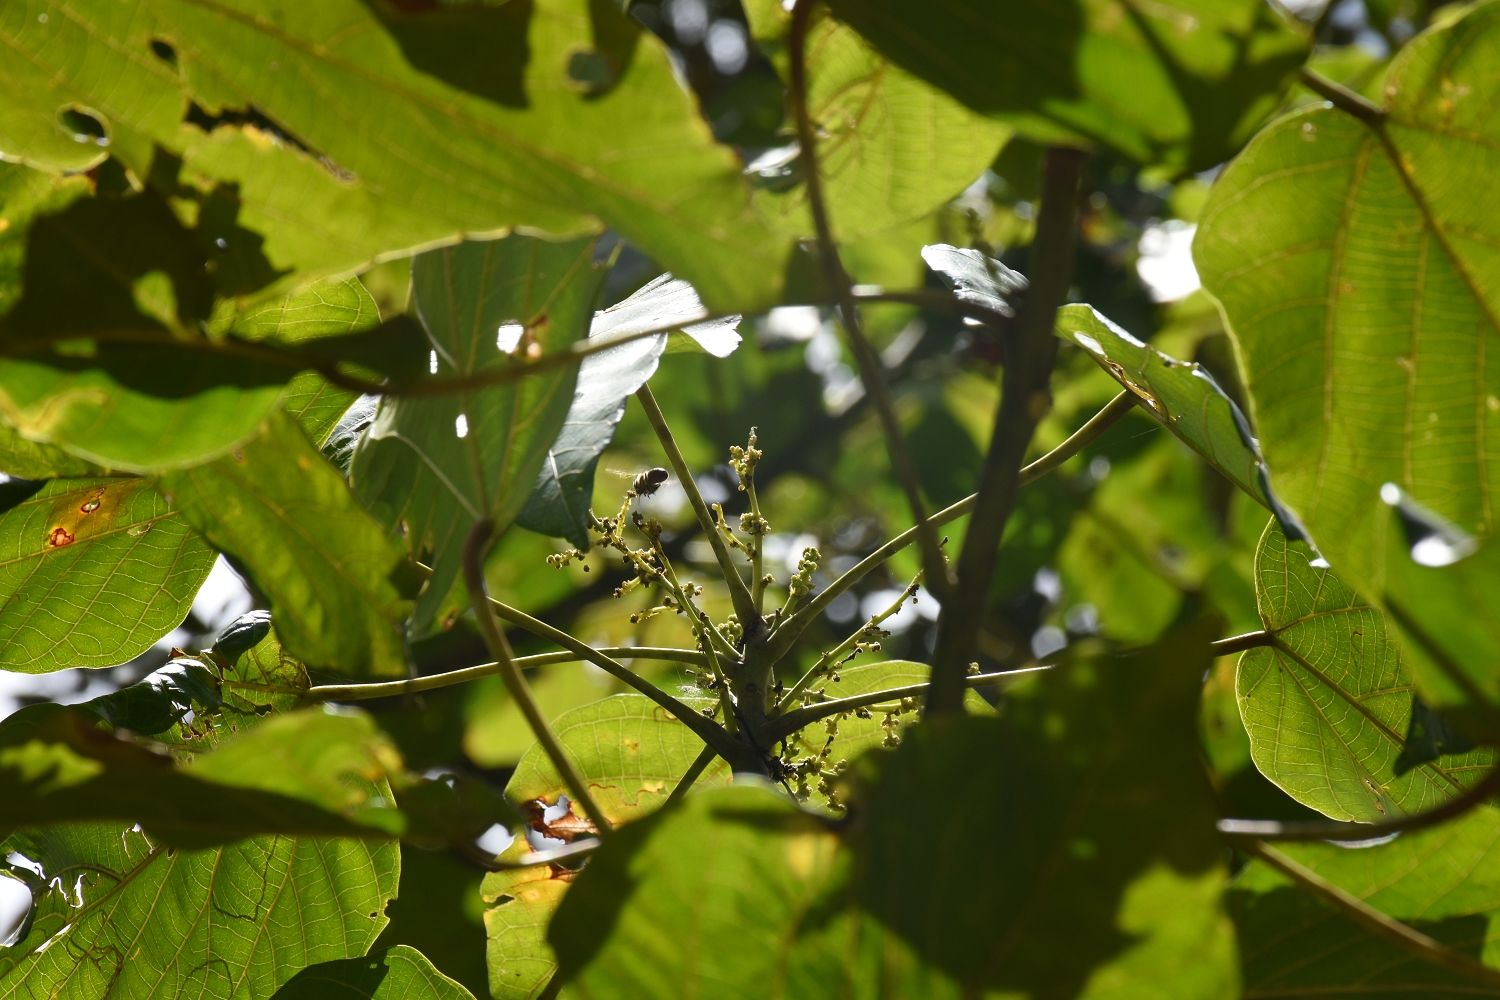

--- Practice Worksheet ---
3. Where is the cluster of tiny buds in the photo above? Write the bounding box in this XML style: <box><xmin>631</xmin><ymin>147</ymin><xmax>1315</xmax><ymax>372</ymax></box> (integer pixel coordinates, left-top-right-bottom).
<box><xmin>545</xmin><ymin>547</ymin><xmax>589</xmax><ymax>569</ymax></box>
<box><xmin>720</xmin><ymin>614</ymin><xmax>743</xmax><ymax>646</ymax></box>
<box><xmin>787</xmin><ymin>546</ymin><xmax>820</xmax><ymax>604</ymax></box>
<box><xmin>729</xmin><ymin>428</ymin><xmax>762</xmax><ymax>490</ymax></box>
<box><xmin>739</xmin><ymin>511</ymin><xmax>770</xmax><ymax>536</ymax></box>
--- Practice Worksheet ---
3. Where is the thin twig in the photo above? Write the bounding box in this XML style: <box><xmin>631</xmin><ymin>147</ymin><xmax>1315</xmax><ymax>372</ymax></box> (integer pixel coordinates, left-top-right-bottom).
<box><xmin>762</xmin><ymin>390</ymin><xmax>1134</xmax><ymax>665</ymax></box>
<box><xmin>1299</xmin><ymin>66</ymin><xmax>1386</xmax><ymax>126</ymax></box>
<box><xmin>634</xmin><ymin>384</ymin><xmax>760</xmax><ymax>633</ymax></box>
<box><xmin>777</xmin><ymin>572</ymin><xmax>923</xmax><ymax>712</ymax></box>
<box><xmin>927</xmin><ymin>146</ymin><xmax>1086</xmax><ymax>717</ymax></box>
<box><xmin>664</xmin><ymin>745</ymin><xmax>720</xmax><ymax>808</ymax></box>
<box><xmin>1209</xmin><ymin>631</ymin><xmax>1273</xmax><ymax>657</ymax></box>
<box><xmin>789</xmin><ymin>0</ymin><xmax>952</xmax><ymax>604</ymax></box>
<box><xmin>463</xmin><ymin>520</ymin><xmax>612</xmax><ymax>837</ymax></box>
<box><xmin>1219</xmin><ymin>767</ymin><xmax>1500</xmax><ymax>842</ymax></box>
<box><xmin>851</xmin><ymin>288</ymin><xmax>1015</xmax><ymax>331</ymax></box>
<box><xmin>766</xmin><ymin>668</ymin><xmax>1046</xmax><ymax>741</ymax></box>
<box><xmin>485</xmin><ymin>594</ymin><xmax>757</xmax><ymax>770</ymax></box>
<box><xmin>304</xmin><ymin>647</ymin><xmax>707</xmax><ymax>701</ymax></box>
<box><xmin>1236</xmin><ymin>839</ymin><xmax>1500</xmax><ymax>988</ymax></box>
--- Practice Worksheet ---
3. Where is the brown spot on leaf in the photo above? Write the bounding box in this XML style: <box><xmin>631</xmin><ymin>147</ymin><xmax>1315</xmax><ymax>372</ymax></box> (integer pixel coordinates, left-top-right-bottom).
<box><xmin>47</xmin><ymin>527</ymin><xmax>76</xmax><ymax>547</ymax></box>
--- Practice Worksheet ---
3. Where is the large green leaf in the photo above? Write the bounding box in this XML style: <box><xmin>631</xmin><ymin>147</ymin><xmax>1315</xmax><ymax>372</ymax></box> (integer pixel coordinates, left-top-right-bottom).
<box><xmin>1196</xmin><ymin>2</ymin><xmax>1500</xmax><ymax>593</ymax></box>
<box><xmin>1230</xmin><ymin>858</ymin><xmax>1500</xmax><ymax>998</ymax></box>
<box><xmin>0</xmin><ymin>162</ymin><xmax>90</xmax><ymax>319</ymax></box>
<box><xmin>741</xmin><ymin>1</ymin><xmax>1010</xmax><ymax>241</ymax></box>
<box><xmin>516</xmin><ymin>274</ymin><xmax>740</xmax><ymax>547</ymax></box>
<box><xmin>353</xmin><ymin>236</ymin><xmax>604</xmax><ymax>632</ymax></box>
<box><xmin>1240</xmin><ymin>520</ymin><xmax>1493</xmax><ymax>822</ymax></box>
<box><xmin>158</xmin><ymin>411</ymin><xmax>410</xmax><ymax>678</ymax></box>
<box><xmin>0</xmin><ymin>0</ymin><xmax>790</xmax><ymax>311</ymax></box>
<box><xmin>0</xmin><ymin>477</ymin><xmax>214</xmax><ymax>672</ymax></box>
<box><xmin>823</xmin><ymin>0</ymin><xmax>1308</xmax><ymax>171</ymax></box>
<box><xmin>272</xmin><ymin>946</ymin><xmax>475</xmax><ymax>1000</ymax></box>
<box><xmin>0</xmin><ymin>822</ymin><xmax>398</xmax><ymax>1000</ymax></box>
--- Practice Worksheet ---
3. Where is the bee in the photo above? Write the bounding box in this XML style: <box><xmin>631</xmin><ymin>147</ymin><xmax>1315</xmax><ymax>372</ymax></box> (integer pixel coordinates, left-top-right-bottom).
<box><xmin>630</xmin><ymin>467</ymin><xmax>670</xmax><ymax>498</ymax></box>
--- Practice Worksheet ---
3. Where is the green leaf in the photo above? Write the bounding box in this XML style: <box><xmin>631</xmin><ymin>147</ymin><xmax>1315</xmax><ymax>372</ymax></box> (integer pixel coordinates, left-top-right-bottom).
<box><xmin>272</xmin><ymin>946</ymin><xmax>476</xmax><ymax>1000</ymax></box>
<box><xmin>504</xmin><ymin>693</ymin><xmax>728</xmax><ymax>827</ymax></box>
<box><xmin>158</xmin><ymin>411</ymin><xmax>410</xmax><ymax>678</ymax></box>
<box><xmin>0</xmin><ymin>161</ymin><xmax>91</xmax><ymax>319</ymax></box>
<box><xmin>482</xmin><ymin>839</ymin><xmax>573</xmax><ymax>1000</ymax></box>
<box><xmin>1195</xmin><ymin>3</ymin><xmax>1500</xmax><ymax>593</ymax></box>
<box><xmin>1241</xmin><ymin>519</ymin><xmax>1494</xmax><ymax>822</ymax></box>
<box><xmin>0</xmin><ymin>477</ymin><xmax>215</xmax><ymax>672</ymax></box>
<box><xmin>353</xmin><ymin>236</ymin><xmax>605</xmax><ymax>632</ymax></box>
<box><xmin>850</xmin><ymin>618</ymin><xmax>1235</xmax><ymax>995</ymax></box>
<box><xmin>823</xmin><ymin>0</ymin><xmax>1308</xmax><ymax>171</ymax></box>
<box><xmin>516</xmin><ymin>274</ymin><xmax>741</xmax><ymax>547</ymax></box>
<box><xmin>1231</xmin><ymin>853</ymin><xmax>1500</xmax><ymax>997</ymax></box>
<box><xmin>0</xmin><ymin>822</ymin><xmax>398</xmax><ymax>998</ymax></box>
<box><xmin>0</xmin><ymin>0</ymin><xmax>792</xmax><ymax>311</ymax></box>
<box><xmin>741</xmin><ymin>2</ymin><xmax>1011</xmax><ymax>242</ymax></box>
<box><xmin>0</xmin><ymin>427</ymin><xmax>95</xmax><ymax>480</ymax></box>
<box><xmin>1057</xmin><ymin>303</ymin><xmax>1272</xmax><ymax>509</ymax></box>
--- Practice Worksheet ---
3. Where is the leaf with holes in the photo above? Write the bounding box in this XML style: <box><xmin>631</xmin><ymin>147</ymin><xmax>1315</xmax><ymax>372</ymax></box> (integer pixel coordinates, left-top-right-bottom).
<box><xmin>741</xmin><ymin>1</ymin><xmax>1011</xmax><ymax>242</ymax></box>
<box><xmin>1239</xmin><ymin>520</ymin><xmax>1495</xmax><ymax>822</ymax></box>
<box><xmin>353</xmin><ymin>236</ymin><xmax>605</xmax><ymax>632</ymax></box>
<box><xmin>158</xmin><ymin>411</ymin><xmax>410</xmax><ymax>678</ymax></box>
<box><xmin>1196</xmin><ymin>3</ymin><xmax>1500</xmax><ymax>594</ymax></box>
<box><xmin>0</xmin><ymin>477</ymin><xmax>214</xmax><ymax>673</ymax></box>
<box><xmin>516</xmin><ymin>273</ymin><xmax>741</xmax><ymax>547</ymax></box>
<box><xmin>0</xmin><ymin>0</ymin><xmax>790</xmax><ymax>310</ymax></box>
<box><xmin>0</xmin><ymin>822</ymin><xmax>399</xmax><ymax>999</ymax></box>
<box><xmin>273</xmin><ymin>946</ymin><xmax>476</xmax><ymax>1000</ymax></box>
<box><xmin>824</xmin><ymin>0</ymin><xmax>1308</xmax><ymax>171</ymax></box>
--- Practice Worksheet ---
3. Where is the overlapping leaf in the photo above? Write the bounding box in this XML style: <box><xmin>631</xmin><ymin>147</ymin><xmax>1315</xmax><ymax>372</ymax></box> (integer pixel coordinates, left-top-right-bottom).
<box><xmin>0</xmin><ymin>477</ymin><xmax>215</xmax><ymax>672</ymax></box>
<box><xmin>273</xmin><ymin>946</ymin><xmax>476</xmax><ymax>1000</ymax></box>
<box><xmin>741</xmin><ymin>1</ymin><xmax>1011</xmax><ymax>242</ymax></box>
<box><xmin>0</xmin><ymin>0</ymin><xmax>789</xmax><ymax>310</ymax></box>
<box><xmin>354</xmin><ymin>236</ymin><xmax>604</xmax><ymax>632</ymax></box>
<box><xmin>0</xmin><ymin>161</ymin><xmax>89</xmax><ymax>318</ymax></box>
<box><xmin>516</xmin><ymin>274</ymin><xmax>741</xmax><ymax>547</ymax></box>
<box><xmin>1239</xmin><ymin>520</ymin><xmax>1493</xmax><ymax>822</ymax></box>
<box><xmin>824</xmin><ymin>0</ymin><xmax>1308</xmax><ymax>171</ymax></box>
<box><xmin>158</xmin><ymin>412</ymin><xmax>410</xmax><ymax>677</ymax></box>
<box><xmin>1196</xmin><ymin>2</ymin><xmax>1500</xmax><ymax>593</ymax></box>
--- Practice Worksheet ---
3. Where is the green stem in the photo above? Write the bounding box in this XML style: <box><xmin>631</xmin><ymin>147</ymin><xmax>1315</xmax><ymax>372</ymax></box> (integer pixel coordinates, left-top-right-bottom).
<box><xmin>664</xmin><ymin>745</ymin><xmax>719</xmax><ymax>808</ymax></box>
<box><xmin>928</xmin><ymin>145</ymin><xmax>1086</xmax><ymax>718</ymax></box>
<box><xmin>766</xmin><ymin>668</ymin><xmax>1045</xmax><ymax>741</ymax></box>
<box><xmin>777</xmin><ymin>572</ymin><xmax>922</xmax><ymax>713</ymax></box>
<box><xmin>305</xmin><ymin>647</ymin><xmax>708</xmax><ymax>702</ymax></box>
<box><xmin>651</xmin><ymin>542</ymin><xmax>740</xmax><ymax>730</ymax></box>
<box><xmin>1298</xmin><ymin>66</ymin><xmax>1386</xmax><ymax>126</ymax></box>
<box><xmin>789</xmin><ymin>0</ymin><xmax>953</xmax><ymax>604</ymax></box>
<box><xmin>635</xmin><ymin>384</ymin><xmax>761</xmax><ymax>634</ymax></box>
<box><xmin>463</xmin><ymin>520</ymin><xmax>612</xmax><ymax>837</ymax></box>
<box><xmin>1210</xmin><ymin>631</ymin><xmax>1273</xmax><ymax>656</ymax></box>
<box><xmin>749</xmin><ymin>480</ymin><xmax>766</xmax><ymax>615</ymax></box>
<box><xmin>762</xmin><ymin>391</ymin><xmax>1134</xmax><ymax>665</ymax></box>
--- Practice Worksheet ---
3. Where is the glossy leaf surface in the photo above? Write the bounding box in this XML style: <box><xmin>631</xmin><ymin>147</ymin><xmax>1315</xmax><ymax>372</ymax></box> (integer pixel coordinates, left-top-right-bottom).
<box><xmin>1239</xmin><ymin>521</ymin><xmax>1493</xmax><ymax>822</ymax></box>
<box><xmin>824</xmin><ymin>0</ymin><xmax>1308</xmax><ymax>171</ymax></box>
<box><xmin>1196</xmin><ymin>3</ymin><xmax>1500</xmax><ymax>592</ymax></box>
<box><xmin>159</xmin><ymin>412</ymin><xmax>410</xmax><ymax>678</ymax></box>
<box><xmin>354</xmin><ymin>236</ymin><xmax>604</xmax><ymax>631</ymax></box>
<box><xmin>0</xmin><ymin>477</ymin><xmax>214</xmax><ymax>672</ymax></box>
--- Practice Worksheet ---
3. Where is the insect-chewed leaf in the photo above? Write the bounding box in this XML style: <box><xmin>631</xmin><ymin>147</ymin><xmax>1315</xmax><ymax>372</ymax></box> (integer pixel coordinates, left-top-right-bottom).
<box><xmin>1196</xmin><ymin>2</ymin><xmax>1500</xmax><ymax>595</ymax></box>
<box><xmin>1239</xmin><ymin>520</ymin><xmax>1495</xmax><ymax>822</ymax></box>
<box><xmin>823</xmin><ymin>0</ymin><xmax>1307</xmax><ymax>172</ymax></box>
<box><xmin>517</xmin><ymin>273</ymin><xmax>740</xmax><ymax>547</ymax></box>
<box><xmin>0</xmin><ymin>822</ymin><xmax>398</xmax><ymax>999</ymax></box>
<box><xmin>0</xmin><ymin>477</ymin><xmax>215</xmax><ymax>673</ymax></box>
<box><xmin>159</xmin><ymin>411</ymin><xmax>411</xmax><ymax>678</ymax></box>
<box><xmin>273</xmin><ymin>946</ymin><xmax>476</xmax><ymax>1000</ymax></box>
<box><xmin>0</xmin><ymin>0</ymin><xmax>790</xmax><ymax>311</ymax></box>
<box><xmin>353</xmin><ymin>236</ymin><xmax>605</xmax><ymax>632</ymax></box>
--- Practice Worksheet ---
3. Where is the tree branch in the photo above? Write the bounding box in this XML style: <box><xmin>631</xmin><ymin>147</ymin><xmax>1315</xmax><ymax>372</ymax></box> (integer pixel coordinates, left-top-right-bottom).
<box><xmin>463</xmin><ymin>520</ymin><xmax>612</xmax><ymax>837</ymax></box>
<box><xmin>927</xmin><ymin>146</ymin><xmax>1086</xmax><ymax>717</ymax></box>
<box><xmin>1299</xmin><ymin>67</ymin><xmax>1386</xmax><ymax>127</ymax></box>
<box><xmin>1236</xmin><ymin>839</ymin><xmax>1500</xmax><ymax>988</ymax></box>
<box><xmin>789</xmin><ymin>0</ymin><xmax>953</xmax><ymax>604</ymax></box>
<box><xmin>485</xmin><ymin>593</ymin><xmax>759</xmax><ymax>770</ymax></box>
<box><xmin>634</xmin><ymin>384</ymin><xmax>761</xmax><ymax>634</ymax></box>
<box><xmin>762</xmin><ymin>389</ymin><xmax>1134</xmax><ymax>665</ymax></box>
<box><xmin>305</xmin><ymin>647</ymin><xmax>708</xmax><ymax>702</ymax></box>
<box><xmin>1219</xmin><ymin>766</ymin><xmax>1500</xmax><ymax>842</ymax></box>
<box><xmin>766</xmin><ymin>668</ymin><xmax>1046</xmax><ymax>741</ymax></box>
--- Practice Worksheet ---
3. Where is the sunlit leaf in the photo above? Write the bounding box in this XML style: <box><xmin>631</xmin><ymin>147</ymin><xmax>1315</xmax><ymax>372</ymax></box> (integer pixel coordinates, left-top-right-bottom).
<box><xmin>159</xmin><ymin>411</ymin><xmax>410</xmax><ymax>677</ymax></box>
<box><xmin>273</xmin><ymin>946</ymin><xmax>476</xmax><ymax>1000</ymax></box>
<box><xmin>0</xmin><ymin>0</ymin><xmax>791</xmax><ymax>310</ymax></box>
<box><xmin>1240</xmin><ymin>520</ymin><xmax>1494</xmax><ymax>823</ymax></box>
<box><xmin>1196</xmin><ymin>3</ymin><xmax>1500</xmax><ymax>593</ymax></box>
<box><xmin>0</xmin><ymin>477</ymin><xmax>214</xmax><ymax>672</ymax></box>
<box><xmin>353</xmin><ymin>236</ymin><xmax>605</xmax><ymax>632</ymax></box>
<box><xmin>824</xmin><ymin>0</ymin><xmax>1308</xmax><ymax>171</ymax></box>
